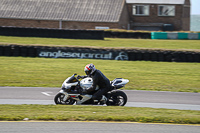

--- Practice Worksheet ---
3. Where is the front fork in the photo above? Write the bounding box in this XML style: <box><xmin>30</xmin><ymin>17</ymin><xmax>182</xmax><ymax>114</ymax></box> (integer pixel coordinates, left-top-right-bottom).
<box><xmin>59</xmin><ymin>90</ymin><xmax>70</xmax><ymax>101</ymax></box>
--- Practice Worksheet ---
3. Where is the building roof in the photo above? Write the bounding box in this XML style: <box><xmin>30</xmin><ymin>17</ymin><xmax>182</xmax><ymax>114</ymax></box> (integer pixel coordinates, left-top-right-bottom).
<box><xmin>126</xmin><ymin>0</ymin><xmax>186</xmax><ymax>4</ymax></box>
<box><xmin>0</xmin><ymin>0</ymin><xmax>125</xmax><ymax>22</ymax></box>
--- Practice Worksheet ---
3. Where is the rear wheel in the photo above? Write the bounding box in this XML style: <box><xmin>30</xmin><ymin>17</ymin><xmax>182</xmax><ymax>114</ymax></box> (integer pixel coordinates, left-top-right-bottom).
<box><xmin>106</xmin><ymin>90</ymin><xmax>127</xmax><ymax>106</ymax></box>
<box><xmin>54</xmin><ymin>93</ymin><xmax>75</xmax><ymax>105</ymax></box>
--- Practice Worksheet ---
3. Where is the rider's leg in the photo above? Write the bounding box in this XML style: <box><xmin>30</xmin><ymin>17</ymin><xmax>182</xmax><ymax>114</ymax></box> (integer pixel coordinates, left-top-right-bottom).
<box><xmin>92</xmin><ymin>88</ymin><xmax>108</xmax><ymax>103</ymax></box>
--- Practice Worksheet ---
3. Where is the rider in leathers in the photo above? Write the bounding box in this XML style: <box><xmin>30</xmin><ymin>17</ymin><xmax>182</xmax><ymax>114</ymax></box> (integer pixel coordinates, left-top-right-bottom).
<box><xmin>78</xmin><ymin>64</ymin><xmax>111</xmax><ymax>103</ymax></box>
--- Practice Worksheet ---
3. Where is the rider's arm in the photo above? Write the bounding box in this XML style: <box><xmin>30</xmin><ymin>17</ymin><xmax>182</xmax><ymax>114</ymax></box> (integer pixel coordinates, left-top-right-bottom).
<box><xmin>77</xmin><ymin>75</ymin><xmax>88</xmax><ymax>79</ymax></box>
<box><xmin>81</xmin><ymin>75</ymin><xmax>88</xmax><ymax>78</ymax></box>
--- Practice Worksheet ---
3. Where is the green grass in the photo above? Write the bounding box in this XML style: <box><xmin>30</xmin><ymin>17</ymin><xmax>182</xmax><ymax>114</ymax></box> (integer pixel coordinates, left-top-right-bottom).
<box><xmin>0</xmin><ymin>57</ymin><xmax>200</xmax><ymax>93</ymax></box>
<box><xmin>0</xmin><ymin>105</ymin><xmax>199</xmax><ymax>124</ymax></box>
<box><xmin>0</xmin><ymin>36</ymin><xmax>200</xmax><ymax>51</ymax></box>
<box><xmin>1</xmin><ymin>36</ymin><xmax>200</xmax><ymax>124</ymax></box>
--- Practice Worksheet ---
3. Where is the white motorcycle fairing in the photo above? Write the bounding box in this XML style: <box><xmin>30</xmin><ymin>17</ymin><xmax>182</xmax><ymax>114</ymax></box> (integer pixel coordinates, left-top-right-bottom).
<box><xmin>80</xmin><ymin>77</ymin><xmax>99</xmax><ymax>90</ymax></box>
<box><xmin>55</xmin><ymin>74</ymin><xmax>129</xmax><ymax>106</ymax></box>
<box><xmin>60</xmin><ymin>77</ymin><xmax>98</xmax><ymax>105</ymax></box>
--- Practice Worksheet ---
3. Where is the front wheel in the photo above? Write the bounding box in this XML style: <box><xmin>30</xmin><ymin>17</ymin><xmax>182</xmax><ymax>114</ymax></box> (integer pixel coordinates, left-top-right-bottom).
<box><xmin>54</xmin><ymin>93</ymin><xmax>75</xmax><ymax>105</ymax></box>
<box><xmin>106</xmin><ymin>90</ymin><xmax>127</xmax><ymax>106</ymax></box>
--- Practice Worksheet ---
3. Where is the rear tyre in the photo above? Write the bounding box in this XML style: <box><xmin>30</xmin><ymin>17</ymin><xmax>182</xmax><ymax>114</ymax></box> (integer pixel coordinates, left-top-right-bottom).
<box><xmin>54</xmin><ymin>93</ymin><xmax>75</xmax><ymax>105</ymax></box>
<box><xmin>106</xmin><ymin>90</ymin><xmax>127</xmax><ymax>106</ymax></box>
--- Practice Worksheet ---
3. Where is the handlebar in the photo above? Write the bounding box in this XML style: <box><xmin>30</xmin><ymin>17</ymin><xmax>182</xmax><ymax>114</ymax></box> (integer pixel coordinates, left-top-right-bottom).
<box><xmin>73</xmin><ymin>73</ymin><xmax>80</xmax><ymax>85</ymax></box>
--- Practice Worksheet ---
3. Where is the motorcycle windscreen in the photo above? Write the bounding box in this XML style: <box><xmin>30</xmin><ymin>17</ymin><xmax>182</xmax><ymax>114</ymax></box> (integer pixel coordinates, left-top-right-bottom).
<box><xmin>66</xmin><ymin>76</ymin><xmax>78</xmax><ymax>83</ymax></box>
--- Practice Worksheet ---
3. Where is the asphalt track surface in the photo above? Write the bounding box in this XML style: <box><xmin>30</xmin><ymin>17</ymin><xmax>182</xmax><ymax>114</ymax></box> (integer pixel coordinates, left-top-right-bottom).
<box><xmin>0</xmin><ymin>121</ymin><xmax>200</xmax><ymax>133</ymax></box>
<box><xmin>0</xmin><ymin>87</ymin><xmax>200</xmax><ymax>133</ymax></box>
<box><xmin>0</xmin><ymin>87</ymin><xmax>200</xmax><ymax>110</ymax></box>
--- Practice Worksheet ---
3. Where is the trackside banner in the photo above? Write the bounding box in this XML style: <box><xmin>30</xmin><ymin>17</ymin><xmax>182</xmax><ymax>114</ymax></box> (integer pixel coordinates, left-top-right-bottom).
<box><xmin>1</xmin><ymin>45</ymin><xmax>200</xmax><ymax>62</ymax></box>
<box><xmin>38</xmin><ymin>50</ymin><xmax>129</xmax><ymax>61</ymax></box>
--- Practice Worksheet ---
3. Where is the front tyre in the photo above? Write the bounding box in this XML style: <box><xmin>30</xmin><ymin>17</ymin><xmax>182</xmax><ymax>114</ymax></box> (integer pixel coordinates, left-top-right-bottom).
<box><xmin>54</xmin><ymin>93</ymin><xmax>75</xmax><ymax>105</ymax></box>
<box><xmin>106</xmin><ymin>90</ymin><xmax>127</xmax><ymax>106</ymax></box>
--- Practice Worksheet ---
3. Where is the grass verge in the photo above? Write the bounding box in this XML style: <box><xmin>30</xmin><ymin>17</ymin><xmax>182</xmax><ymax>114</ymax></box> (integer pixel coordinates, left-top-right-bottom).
<box><xmin>0</xmin><ymin>36</ymin><xmax>200</xmax><ymax>51</ymax></box>
<box><xmin>0</xmin><ymin>57</ymin><xmax>200</xmax><ymax>92</ymax></box>
<box><xmin>0</xmin><ymin>105</ymin><xmax>199</xmax><ymax>124</ymax></box>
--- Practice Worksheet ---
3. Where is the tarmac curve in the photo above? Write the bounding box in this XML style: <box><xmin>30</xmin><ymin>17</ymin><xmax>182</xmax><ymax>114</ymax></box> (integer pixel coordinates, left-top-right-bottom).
<box><xmin>0</xmin><ymin>87</ymin><xmax>200</xmax><ymax>110</ymax></box>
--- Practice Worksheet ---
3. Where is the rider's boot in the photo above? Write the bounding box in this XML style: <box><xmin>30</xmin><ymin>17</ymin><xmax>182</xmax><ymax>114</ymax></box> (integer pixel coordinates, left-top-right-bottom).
<box><xmin>93</xmin><ymin>100</ymin><xmax>99</xmax><ymax>105</ymax></box>
<box><xmin>99</xmin><ymin>95</ymin><xmax>107</xmax><ymax>105</ymax></box>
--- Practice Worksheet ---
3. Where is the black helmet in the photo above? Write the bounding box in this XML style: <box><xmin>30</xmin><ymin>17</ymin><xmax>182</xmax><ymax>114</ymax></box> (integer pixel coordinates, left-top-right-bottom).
<box><xmin>84</xmin><ymin>63</ymin><xmax>96</xmax><ymax>75</ymax></box>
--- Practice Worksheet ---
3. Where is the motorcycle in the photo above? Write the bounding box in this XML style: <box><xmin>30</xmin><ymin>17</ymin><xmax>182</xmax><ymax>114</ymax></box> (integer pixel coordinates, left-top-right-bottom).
<box><xmin>54</xmin><ymin>74</ymin><xmax>129</xmax><ymax>106</ymax></box>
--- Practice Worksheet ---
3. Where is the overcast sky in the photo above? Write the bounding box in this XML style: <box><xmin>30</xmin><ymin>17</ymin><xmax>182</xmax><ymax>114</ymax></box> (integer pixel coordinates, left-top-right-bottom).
<box><xmin>191</xmin><ymin>0</ymin><xmax>200</xmax><ymax>15</ymax></box>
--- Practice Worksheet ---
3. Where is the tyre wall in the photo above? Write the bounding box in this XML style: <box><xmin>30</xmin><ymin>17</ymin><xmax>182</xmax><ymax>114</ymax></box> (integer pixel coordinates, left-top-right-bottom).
<box><xmin>1</xmin><ymin>26</ymin><xmax>199</xmax><ymax>40</ymax></box>
<box><xmin>0</xmin><ymin>26</ymin><xmax>152</xmax><ymax>39</ymax></box>
<box><xmin>0</xmin><ymin>45</ymin><xmax>199</xmax><ymax>63</ymax></box>
<box><xmin>104</xmin><ymin>31</ymin><xmax>151</xmax><ymax>39</ymax></box>
<box><xmin>0</xmin><ymin>26</ymin><xmax>104</xmax><ymax>40</ymax></box>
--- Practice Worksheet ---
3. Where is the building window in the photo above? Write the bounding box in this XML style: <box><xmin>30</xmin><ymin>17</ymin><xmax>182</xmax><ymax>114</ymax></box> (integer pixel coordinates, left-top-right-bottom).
<box><xmin>158</xmin><ymin>5</ymin><xmax>175</xmax><ymax>16</ymax></box>
<box><xmin>133</xmin><ymin>5</ymin><xmax>149</xmax><ymax>16</ymax></box>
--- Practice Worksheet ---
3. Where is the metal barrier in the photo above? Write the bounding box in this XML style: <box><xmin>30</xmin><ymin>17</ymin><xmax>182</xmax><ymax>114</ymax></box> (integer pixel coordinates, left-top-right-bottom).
<box><xmin>151</xmin><ymin>32</ymin><xmax>200</xmax><ymax>40</ymax></box>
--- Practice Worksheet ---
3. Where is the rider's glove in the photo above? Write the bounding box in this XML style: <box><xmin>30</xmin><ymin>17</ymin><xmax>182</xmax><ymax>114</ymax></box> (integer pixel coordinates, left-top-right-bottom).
<box><xmin>77</xmin><ymin>75</ymin><xmax>87</xmax><ymax>79</ymax></box>
<box><xmin>77</xmin><ymin>75</ymin><xmax>82</xmax><ymax>79</ymax></box>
